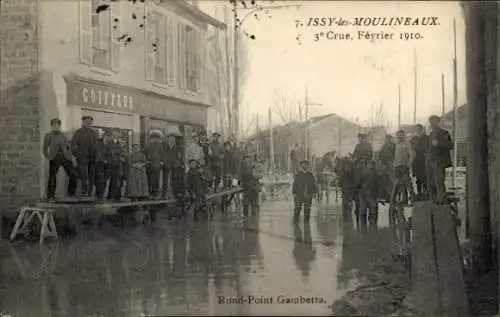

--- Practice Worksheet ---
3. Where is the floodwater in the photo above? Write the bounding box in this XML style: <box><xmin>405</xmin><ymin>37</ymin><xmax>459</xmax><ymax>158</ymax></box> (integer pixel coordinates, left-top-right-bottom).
<box><xmin>0</xmin><ymin>196</ymin><xmax>393</xmax><ymax>316</ymax></box>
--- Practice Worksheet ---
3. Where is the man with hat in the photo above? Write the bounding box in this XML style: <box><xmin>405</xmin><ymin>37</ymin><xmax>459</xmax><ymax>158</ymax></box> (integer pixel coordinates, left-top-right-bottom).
<box><xmin>209</xmin><ymin>132</ymin><xmax>223</xmax><ymax>191</ymax></box>
<box><xmin>162</xmin><ymin>131</ymin><xmax>182</xmax><ymax>199</ymax></box>
<box><xmin>93</xmin><ymin>128</ymin><xmax>107</xmax><ymax>199</ymax></box>
<box><xmin>352</xmin><ymin>132</ymin><xmax>373</xmax><ymax>164</ymax></box>
<box><xmin>292</xmin><ymin>159</ymin><xmax>318</xmax><ymax>223</ymax></box>
<box><xmin>71</xmin><ymin>116</ymin><xmax>97</xmax><ymax>196</ymax></box>
<box><xmin>426</xmin><ymin>115</ymin><xmax>453</xmax><ymax>204</ymax></box>
<box><xmin>143</xmin><ymin>130</ymin><xmax>165</xmax><ymax>198</ymax></box>
<box><xmin>43</xmin><ymin>118</ymin><xmax>78</xmax><ymax>201</ymax></box>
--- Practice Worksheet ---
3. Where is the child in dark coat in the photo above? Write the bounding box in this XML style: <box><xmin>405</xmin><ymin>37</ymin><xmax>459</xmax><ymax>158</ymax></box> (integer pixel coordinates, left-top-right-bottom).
<box><xmin>222</xmin><ymin>141</ymin><xmax>236</xmax><ymax>189</ymax></box>
<box><xmin>292</xmin><ymin>160</ymin><xmax>318</xmax><ymax>223</ymax></box>
<box><xmin>240</xmin><ymin>155</ymin><xmax>260</xmax><ymax>216</ymax></box>
<box><xmin>186</xmin><ymin>159</ymin><xmax>206</xmax><ymax>221</ymax></box>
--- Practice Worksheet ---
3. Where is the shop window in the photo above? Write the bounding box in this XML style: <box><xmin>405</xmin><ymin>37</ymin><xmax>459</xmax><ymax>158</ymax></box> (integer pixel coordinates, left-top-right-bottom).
<box><xmin>97</xmin><ymin>126</ymin><xmax>132</xmax><ymax>154</ymax></box>
<box><xmin>178</xmin><ymin>23</ymin><xmax>201</xmax><ymax>93</ymax></box>
<box><xmin>79</xmin><ymin>0</ymin><xmax>120</xmax><ymax>71</ymax></box>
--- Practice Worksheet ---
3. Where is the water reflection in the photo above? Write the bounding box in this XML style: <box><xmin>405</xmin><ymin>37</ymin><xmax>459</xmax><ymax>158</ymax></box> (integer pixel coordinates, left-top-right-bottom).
<box><xmin>0</xmin><ymin>216</ymin><xmax>263</xmax><ymax>316</ymax></box>
<box><xmin>292</xmin><ymin>223</ymin><xmax>316</xmax><ymax>279</ymax></box>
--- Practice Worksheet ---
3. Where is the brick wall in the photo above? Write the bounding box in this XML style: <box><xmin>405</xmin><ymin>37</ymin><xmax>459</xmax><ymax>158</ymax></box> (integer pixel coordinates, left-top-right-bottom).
<box><xmin>0</xmin><ymin>0</ymin><xmax>41</xmax><ymax>214</ymax></box>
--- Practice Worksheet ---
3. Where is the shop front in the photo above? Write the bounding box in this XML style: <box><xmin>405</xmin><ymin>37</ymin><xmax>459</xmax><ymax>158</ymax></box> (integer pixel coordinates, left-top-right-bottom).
<box><xmin>65</xmin><ymin>76</ymin><xmax>208</xmax><ymax>152</ymax></box>
<box><xmin>48</xmin><ymin>76</ymin><xmax>208</xmax><ymax>198</ymax></box>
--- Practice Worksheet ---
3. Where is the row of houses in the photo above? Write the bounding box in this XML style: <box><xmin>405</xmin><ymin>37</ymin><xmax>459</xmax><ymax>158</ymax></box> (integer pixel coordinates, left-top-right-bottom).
<box><xmin>0</xmin><ymin>0</ymin><xmax>230</xmax><ymax>209</ymax></box>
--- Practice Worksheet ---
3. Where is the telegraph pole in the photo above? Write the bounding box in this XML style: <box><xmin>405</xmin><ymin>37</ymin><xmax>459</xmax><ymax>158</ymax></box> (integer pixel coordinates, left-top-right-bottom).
<box><xmin>452</xmin><ymin>17</ymin><xmax>458</xmax><ymax>188</ymax></box>
<box><xmin>232</xmin><ymin>0</ymin><xmax>239</xmax><ymax>136</ymax></box>
<box><xmin>398</xmin><ymin>82</ymin><xmax>402</xmax><ymax>129</ymax></box>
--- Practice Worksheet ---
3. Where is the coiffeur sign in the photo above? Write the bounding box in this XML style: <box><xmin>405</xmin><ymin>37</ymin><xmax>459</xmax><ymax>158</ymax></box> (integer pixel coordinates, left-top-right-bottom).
<box><xmin>66</xmin><ymin>79</ymin><xmax>206</xmax><ymax>125</ymax></box>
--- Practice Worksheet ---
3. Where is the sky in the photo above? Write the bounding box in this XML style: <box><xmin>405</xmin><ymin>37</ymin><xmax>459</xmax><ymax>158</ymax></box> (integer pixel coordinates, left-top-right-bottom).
<box><xmin>203</xmin><ymin>0</ymin><xmax>466</xmax><ymax>133</ymax></box>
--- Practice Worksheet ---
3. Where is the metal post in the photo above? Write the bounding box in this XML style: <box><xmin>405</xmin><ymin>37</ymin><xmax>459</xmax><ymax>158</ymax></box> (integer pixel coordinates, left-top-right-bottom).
<box><xmin>232</xmin><ymin>0</ymin><xmax>239</xmax><ymax>137</ymax></box>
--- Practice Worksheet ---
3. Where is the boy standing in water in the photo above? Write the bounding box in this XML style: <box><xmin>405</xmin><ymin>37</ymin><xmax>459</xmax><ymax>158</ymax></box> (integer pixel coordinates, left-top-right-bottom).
<box><xmin>292</xmin><ymin>160</ymin><xmax>318</xmax><ymax>223</ymax></box>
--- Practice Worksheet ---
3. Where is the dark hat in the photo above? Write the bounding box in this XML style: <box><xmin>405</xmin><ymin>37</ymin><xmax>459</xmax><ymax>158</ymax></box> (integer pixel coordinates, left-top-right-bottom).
<box><xmin>50</xmin><ymin>118</ymin><xmax>61</xmax><ymax>125</ymax></box>
<box><xmin>212</xmin><ymin>132</ymin><xmax>221</xmax><ymax>137</ymax></box>
<box><xmin>82</xmin><ymin>116</ymin><xmax>93</xmax><ymax>121</ymax></box>
<box><xmin>429</xmin><ymin>115</ymin><xmax>441</xmax><ymax>122</ymax></box>
<box><xmin>223</xmin><ymin>141</ymin><xmax>231</xmax><ymax>146</ymax></box>
<box><xmin>188</xmin><ymin>159</ymin><xmax>198</xmax><ymax>164</ymax></box>
<box><xmin>299</xmin><ymin>160</ymin><xmax>309</xmax><ymax>165</ymax></box>
<box><xmin>198</xmin><ymin>130</ymin><xmax>207</xmax><ymax>136</ymax></box>
<box><xmin>358</xmin><ymin>132</ymin><xmax>367</xmax><ymax>137</ymax></box>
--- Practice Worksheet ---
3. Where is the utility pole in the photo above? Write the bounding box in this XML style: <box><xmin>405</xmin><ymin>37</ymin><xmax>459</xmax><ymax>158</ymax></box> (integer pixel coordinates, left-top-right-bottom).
<box><xmin>398</xmin><ymin>82</ymin><xmax>402</xmax><ymax>129</ymax></box>
<box><xmin>441</xmin><ymin>73</ymin><xmax>445</xmax><ymax>116</ymax></box>
<box><xmin>268</xmin><ymin>107</ymin><xmax>275</xmax><ymax>179</ymax></box>
<box><xmin>223</xmin><ymin>6</ymin><xmax>232</xmax><ymax>135</ymax></box>
<box><xmin>413</xmin><ymin>48</ymin><xmax>418</xmax><ymax>124</ymax></box>
<box><xmin>304</xmin><ymin>86</ymin><xmax>321</xmax><ymax>162</ymax></box>
<box><xmin>232</xmin><ymin>0</ymin><xmax>239</xmax><ymax>137</ymax></box>
<box><xmin>452</xmin><ymin>17</ymin><xmax>458</xmax><ymax>188</ymax></box>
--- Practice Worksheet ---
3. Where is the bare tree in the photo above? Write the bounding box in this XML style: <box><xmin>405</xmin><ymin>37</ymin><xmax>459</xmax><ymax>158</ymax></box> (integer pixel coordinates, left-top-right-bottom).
<box><xmin>271</xmin><ymin>88</ymin><xmax>304</xmax><ymax>125</ymax></box>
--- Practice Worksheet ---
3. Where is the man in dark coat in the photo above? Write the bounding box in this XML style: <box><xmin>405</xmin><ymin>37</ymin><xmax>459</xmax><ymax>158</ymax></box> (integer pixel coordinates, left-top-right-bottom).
<box><xmin>209</xmin><ymin>132</ymin><xmax>223</xmax><ymax>191</ymax></box>
<box><xmin>426</xmin><ymin>115</ymin><xmax>453</xmax><ymax>204</ymax></box>
<box><xmin>104</xmin><ymin>130</ymin><xmax>127</xmax><ymax>201</ymax></box>
<box><xmin>162</xmin><ymin>132</ymin><xmax>182</xmax><ymax>199</ymax></box>
<box><xmin>411</xmin><ymin>124</ymin><xmax>429</xmax><ymax>199</ymax></box>
<box><xmin>352</xmin><ymin>133</ymin><xmax>373</xmax><ymax>164</ymax></box>
<box><xmin>378</xmin><ymin>135</ymin><xmax>395</xmax><ymax>167</ymax></box>
<box><xmin>240</xmin><ymin>155</ymin><xmax>260</xmax><ymax>216</ymax></box>
<box><xmin>71</xmin><ymin>116</ymin><xmax>97</xmax><ymax>196</ymax></box>
<box><xmin>94</xmin><ymin>128</ymin><xmax>107</xmax><ymax>199</ymax></box>
<box><xmin>143</xmin><ymin>131</ymin><xmax>164</xmax><ymax>198</ymax></box>
<box><xmin>43</xmin><ymin>118</ymin><xmax>77</xmax><ymax>201</ymax></box>
<box><xmin>292</xmin><ymin>160</ymin><xmax>318</xmax><ymax>223</ymax></box>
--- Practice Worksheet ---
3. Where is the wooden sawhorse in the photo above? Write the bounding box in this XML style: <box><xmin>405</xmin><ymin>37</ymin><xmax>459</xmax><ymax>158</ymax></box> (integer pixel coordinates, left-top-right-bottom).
<box><xmin>9</xmin><ymin>207</ymin><xmax>59</xmax><ymax>244</ymax></box>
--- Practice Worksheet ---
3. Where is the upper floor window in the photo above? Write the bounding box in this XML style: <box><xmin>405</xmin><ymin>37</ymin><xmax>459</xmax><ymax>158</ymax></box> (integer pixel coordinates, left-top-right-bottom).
<box><xmin>145</xmin><ymin>9</ymin><xmax>176</xmax><ymax>86</ymax></box>
<box><xmin>178</xmin><ymin>23</ymin><xmax>201</xmax><ymax>93</ymax></box>
<box><xmin>79</xmin><ymin>0</ymin><xmax>121</xmax><ymax>71</ymax></box>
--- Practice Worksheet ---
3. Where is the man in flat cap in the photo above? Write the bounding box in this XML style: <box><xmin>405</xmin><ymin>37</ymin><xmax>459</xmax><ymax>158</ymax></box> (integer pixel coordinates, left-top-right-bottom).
<box><xmin>352</xmin><ymin>132</ymin><xmax>373</xmax><ymax>164</ymax></box>
<box><xmin>426</xmin><ymin>115</ymin><xmax>453</xmax><ymax>204</ymax></box>
<box><xmin>209</xmin><ymin>132</ymin><xmax>223</xmax><ymax>191</ymax></box>
<box><xmin>292</xmin><ymin>160</ymin><xmax>318</xmax><ymax>223</ymax></box>
<box><xmin>43</xmin><ymin>118</ymin><xmax>78</xmax><ymax>201</ymax></box>
<box><xmin>71</xmin><ymin>116</ymin><xmax>97</xmax><ymax>196</ymax></box>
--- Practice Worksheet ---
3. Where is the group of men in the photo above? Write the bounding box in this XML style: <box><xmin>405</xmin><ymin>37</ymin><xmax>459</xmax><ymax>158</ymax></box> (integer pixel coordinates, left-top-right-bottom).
<box><xmin>42</xmin><ymin>117</ymin><xmax>262</xmax><ymax>215</ymax></box>
<box><xmin>358</xmin><ymin>114</ymin><xmax>454</xmax><ymax>204</ymax></box>
<box><xmin>43</xmin><ymin>116</ymin><xmax>138</xmax><ymax>202</ymax></box>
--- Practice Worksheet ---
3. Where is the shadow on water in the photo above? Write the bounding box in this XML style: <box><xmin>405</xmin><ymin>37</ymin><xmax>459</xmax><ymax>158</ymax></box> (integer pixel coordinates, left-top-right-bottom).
<box><xmin>0</xmin><ymin>213</ymin><xmax>263</xmax><ymax>316</ymax></box>
<box><xmin>292</xmin><ymin>223</ymin><xmax>316</xmax><ymax>279</ymax></box>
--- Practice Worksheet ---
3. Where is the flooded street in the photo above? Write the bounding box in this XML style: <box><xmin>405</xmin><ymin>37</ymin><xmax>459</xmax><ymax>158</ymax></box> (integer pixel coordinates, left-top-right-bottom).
<box><xmin>0</xmin><ymin>198</ymin><xmax>398</xmax><ymax>316</ymax></box>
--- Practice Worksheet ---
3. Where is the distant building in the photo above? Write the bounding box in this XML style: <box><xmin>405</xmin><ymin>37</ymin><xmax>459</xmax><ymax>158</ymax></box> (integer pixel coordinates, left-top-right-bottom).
<box><xmin>248</xmin><ymin>113</ymin><xmax>389</xmax><ymax>174</ymax></box>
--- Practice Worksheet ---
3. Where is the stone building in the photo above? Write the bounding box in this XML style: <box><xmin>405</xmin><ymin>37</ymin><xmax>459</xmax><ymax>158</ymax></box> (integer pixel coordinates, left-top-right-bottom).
<box><xmin>0</xmin><ymin>0</ymin><xmax>226</xmax><ymax>210</ymax></box>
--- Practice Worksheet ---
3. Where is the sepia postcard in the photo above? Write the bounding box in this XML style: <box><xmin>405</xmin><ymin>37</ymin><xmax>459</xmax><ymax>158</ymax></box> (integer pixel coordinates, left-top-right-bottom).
<box><xmin>0</xmin><ymin>0</ymin><xmax>498</xmax><ymax>316</ymax></box>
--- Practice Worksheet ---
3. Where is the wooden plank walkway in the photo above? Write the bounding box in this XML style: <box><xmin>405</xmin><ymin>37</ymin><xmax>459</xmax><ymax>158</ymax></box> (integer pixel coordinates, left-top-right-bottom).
<box><xmin>35</xmin><ymin>187</ymin><xmax>243</xmax><ymax>210</ymax></box>
<box><xmin>404</xmin><ymin>201</ymin><xmax>469</xmax><ymax>316</ymax></box>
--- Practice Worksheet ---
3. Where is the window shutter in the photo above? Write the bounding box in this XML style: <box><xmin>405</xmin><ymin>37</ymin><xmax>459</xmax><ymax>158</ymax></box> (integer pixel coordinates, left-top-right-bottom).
<box><xmin>145</xmin><ymin>7</ymin><xmax>155</xmax><ymax>81</ymax></box>
<box><xmin>178</xmin><ymin>23</ymin><xmax>186</xmax><ymax>89</ymax></box>
<box><xmin>158</xmin><ymin>14</ymin><xmax>166</xmax><ymax>83</ymax></box>
<box><xmin>79</xmin><ymin>0</ymin><xmax>92</xmax><ymax>64</ymax></box>
<box><xmin>166</xmin><ymin>17</ymin><xmax>175</xmax><ymax>85</ymax></box>
<box><xmin>196</xmin><ymin>30</ymin><xmax>203</xmax><ymax>93</ymax></box>
<box><xmin>110</xmin><ymin>0</ymin><xmax>121</xmax><ymax>71</ymax></box>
